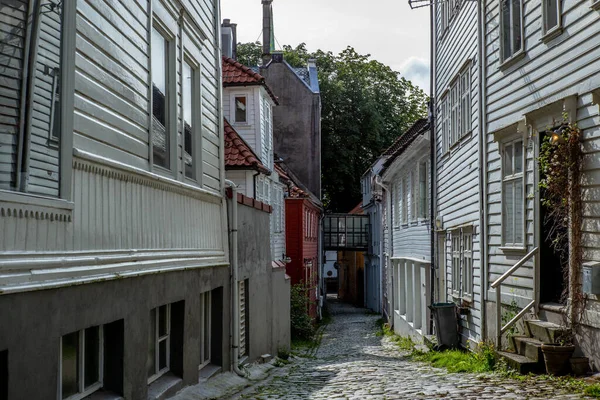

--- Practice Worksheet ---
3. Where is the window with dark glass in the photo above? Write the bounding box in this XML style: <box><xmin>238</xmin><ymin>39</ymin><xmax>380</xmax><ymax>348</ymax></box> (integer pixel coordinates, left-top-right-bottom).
<box><xmin>543</xmin><ymin>0</ymin><xmax>560</xmax><ymax>34</ymax></box>
<box><xmin>500</xmin><ymin>0</ymin><xmax>523</xmax><ymax>61</ymax></box>
<box><xmin>0</xmin><ymin>350</ymin><xmax>7</xmax><ymax>400</ymax></box>
<box><xmin>148</xmin><ymin>304</ymin><xmax>170</xmax><ymax>383</ymax></box>
<box><xmin>183</xmin><ymin>60</ymin><xmax>194</xmax><ymax>178</ymax></box>
<box><xmin>152</xmin><ymin>26</ymin><xmax>169</xmax><ymax>169</ymax></box>
<box><xmin>502</xmin><ymin>139</ymin><xmax>524</xmax><ymax>247</ymax></box>
<box><xmin>61</xmin><ymin>326</ymin><xmax>102</xmax><ymax>399</ymax></box>
<box><xmin>235</xmin><ymin>96</ymin><xmax>247</xmax><ymax>123</ymax></box>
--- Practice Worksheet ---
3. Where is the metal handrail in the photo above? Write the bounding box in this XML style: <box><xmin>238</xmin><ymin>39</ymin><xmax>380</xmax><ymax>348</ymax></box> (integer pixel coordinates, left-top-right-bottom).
<box><xmin>493</xmin><ymin>247</ymin><xmax>538</xmax><ymax>349</ymax></box>
<box><xmin>491</xmin><ymin>247</ymin><xmax>539</xmax><ymax>288</ymax></box>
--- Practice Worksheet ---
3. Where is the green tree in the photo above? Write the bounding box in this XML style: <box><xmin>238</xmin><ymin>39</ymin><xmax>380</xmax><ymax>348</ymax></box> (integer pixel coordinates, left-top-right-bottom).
<box><xmin>235</xmin><ymin>43</ymin><xmax>428</xmax><ymax>212</ymax></box>
<box><xmin>235</xmin><ymin>41</ymin><xmax>262</xmax><ymax>66</ymax></box>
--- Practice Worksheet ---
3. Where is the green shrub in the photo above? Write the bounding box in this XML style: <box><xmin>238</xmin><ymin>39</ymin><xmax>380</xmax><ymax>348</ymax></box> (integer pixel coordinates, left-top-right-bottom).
<box><xmin>290</xmin><ymin>283</ymin><xmax>315</xmax><ymax>340</ymax></box>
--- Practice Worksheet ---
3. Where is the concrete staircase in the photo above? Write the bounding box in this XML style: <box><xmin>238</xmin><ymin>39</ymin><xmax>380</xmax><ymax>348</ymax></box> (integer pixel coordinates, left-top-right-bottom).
<box><xmin>496</xmin><ymin>319</ymin><xmax>569</xmax><ymax>374</ymax></box>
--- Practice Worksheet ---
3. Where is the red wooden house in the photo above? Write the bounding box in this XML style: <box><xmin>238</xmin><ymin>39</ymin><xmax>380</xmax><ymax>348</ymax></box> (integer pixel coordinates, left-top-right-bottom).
<box><xmin>276</xmin><ymin>163</ymin><xmax>322</xmax><ymax>320</ymax></box>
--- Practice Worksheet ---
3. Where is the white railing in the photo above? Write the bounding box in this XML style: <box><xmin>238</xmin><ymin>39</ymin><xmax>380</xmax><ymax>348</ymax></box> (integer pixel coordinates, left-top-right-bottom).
<box><xmin>490</xmin><ymin>247</ymin><xmax>538</xmax><ymax>349</ymax></box>
<box><xmin>392</xmin><ymin>257</ymin><xmax>431</xmax><ymax>334</ymax></box>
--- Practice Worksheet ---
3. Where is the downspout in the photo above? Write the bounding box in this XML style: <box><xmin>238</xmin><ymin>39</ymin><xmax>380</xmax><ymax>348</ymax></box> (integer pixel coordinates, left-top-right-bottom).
<box><xmin>253</xmin><ymin>171</ymin><xmax>261</xmax><ymax>199</ymax></box>
<box><xmin>375</xmin><ymin>175</ymin><xmax>392</xmax><ymax>323</ymax></box>
<box><xmin>477</xmin><ymin>0</ymin><xmax>489</xmax><ymax>341</ymax></box>
<box><xmin>225</xmin><ymin>179</ymin><xmax>245</xmax><ymax>377</ymax></box>
<box><xmin>429</xmin><ymin>0</ymin><xmax>436</xmax><ymax>335</ymax></box>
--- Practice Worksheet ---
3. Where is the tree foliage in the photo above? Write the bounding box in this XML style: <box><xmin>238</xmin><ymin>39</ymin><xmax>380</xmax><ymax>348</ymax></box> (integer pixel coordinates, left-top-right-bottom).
<box><xmin>236</xmin><ymin>41</ymin><xmax>262</xmax><ymax>66</ymax></box>
<box><xmin>235</xmin><ymin>42</ymin><xmax>429</xmax><ymax>211</ymax></box>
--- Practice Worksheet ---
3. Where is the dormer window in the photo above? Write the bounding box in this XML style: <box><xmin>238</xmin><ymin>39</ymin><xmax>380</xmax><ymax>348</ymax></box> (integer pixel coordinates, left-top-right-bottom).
<box><xmin>235</xmin><ymin>96</ymin><xmax>247</xmax><ymax>123</ymax></box>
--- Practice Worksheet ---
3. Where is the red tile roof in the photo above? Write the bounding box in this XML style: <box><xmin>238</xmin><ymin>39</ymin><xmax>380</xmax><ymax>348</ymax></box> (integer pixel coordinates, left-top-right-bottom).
<box><xmin>348</xmin><ymin>202</ymin><xmax>364</xmax><ymax>215</ymax></box>
<box><xmin>222</xmin><ymin>57</ymin><xmax>279</xmax><ymax>104</ymax></box>
<box><xmin>274</xmin><ymin>163</ymin><xmax>290</xmax><ymax>182</ymax></box>
<box><xmin>224</xmin><ymin>119</ymin><xmax>270</xmax><ymax>174</ymax></box>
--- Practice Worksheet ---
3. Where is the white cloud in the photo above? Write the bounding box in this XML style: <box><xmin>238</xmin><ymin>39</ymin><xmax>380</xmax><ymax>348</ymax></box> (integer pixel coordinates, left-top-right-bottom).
<box><xmin>397</xmin><ymin>57</ymin><xmax>430</xmax><ymax>94</ymax></box>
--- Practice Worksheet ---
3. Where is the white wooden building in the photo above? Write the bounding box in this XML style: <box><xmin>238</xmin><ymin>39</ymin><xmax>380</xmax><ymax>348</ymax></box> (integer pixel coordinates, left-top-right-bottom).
<box><xmin>432</xmin><ymin>0</ymin><xmax>483</xmax><ymax>347</ymax></box>
<box><xmin>481</xmin><ymin>0</ymin><xmax>600</xmax><ymax>368</ymax></box>
<box><xmin>0</xmin><ymin>0</ymin><xmax>231</xmax><ymax>398</ymax></box>
<box><xmin>379</xmin><ymin>120</ymin><xmax>432</xmax><ymax>341</ymax></box>
<box><xmin>221</xmin><ymin>54</ymin><xmax>287</xmax><ymax>264</ymax></box>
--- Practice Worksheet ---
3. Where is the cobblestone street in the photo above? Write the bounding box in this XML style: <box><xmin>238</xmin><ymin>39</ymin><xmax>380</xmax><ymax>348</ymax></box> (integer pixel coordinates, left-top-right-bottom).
<box><xmin>235</xmin><ymin>300</ymin><xmax>586</xmax><ymax>400</ymax></box>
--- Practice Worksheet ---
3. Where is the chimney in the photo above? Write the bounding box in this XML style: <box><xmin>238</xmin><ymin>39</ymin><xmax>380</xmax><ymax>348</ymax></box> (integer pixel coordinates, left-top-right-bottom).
<box><xmin>262</xmin><ymin>0</ymin><xmax>273</xmax><ymax>66</ymax></box>
<box><xmin>221</xmin><ymin>19</ymin><xmax>237</xmax><ymax>60</ymax></box>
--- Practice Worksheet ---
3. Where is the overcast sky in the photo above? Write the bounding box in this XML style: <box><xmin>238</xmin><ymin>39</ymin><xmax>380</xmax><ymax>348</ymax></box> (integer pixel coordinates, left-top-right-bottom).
<box><xmin>221</xmin><ymin>0</ymin><xmax>431</xmax><ymax>93</ymax></box>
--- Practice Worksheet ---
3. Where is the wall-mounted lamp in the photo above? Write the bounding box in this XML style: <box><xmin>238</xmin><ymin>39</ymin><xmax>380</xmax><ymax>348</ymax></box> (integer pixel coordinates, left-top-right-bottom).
<box><xmin>283</xmin><ymin>254</ymin><xmax>292</xmax><ymax>264</ymax></box>
<box><xmin>550</xmin><ymin>126</ymin><xmax>566</xmax><ymax>145</ymax></box>
<box><xmin>435</xmin><ymin>216</ymin><xmax>443</xmax><ymax>230</ymax></box>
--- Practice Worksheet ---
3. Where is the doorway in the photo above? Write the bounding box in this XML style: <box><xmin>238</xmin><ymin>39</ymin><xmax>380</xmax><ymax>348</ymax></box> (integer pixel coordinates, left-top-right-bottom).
<box><xmin>539</xmin><ymin>134</ymin><xmax>568</xmax><ymax>304</ymax></box>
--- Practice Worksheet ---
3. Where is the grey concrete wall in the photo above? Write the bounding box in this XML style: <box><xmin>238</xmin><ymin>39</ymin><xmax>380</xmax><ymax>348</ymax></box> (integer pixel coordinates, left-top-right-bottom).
<box><xmin>236</xmin><ymin>202</ymin><xmax>290</xmax><ymax>360</ymax></box>
<box><xmin>0</xmin><ymin>266</ymin><xmax>230</xmax><ymax>400</ymax></box>
<box><xmin>272</xmin><ymin>267</ymin><xmax>291</xmax><ymax>353</ymax></box>
<box><xmin>260</xmin><ymin>63</ymin><xmax>321</xmax><ymax>198</ymax></box>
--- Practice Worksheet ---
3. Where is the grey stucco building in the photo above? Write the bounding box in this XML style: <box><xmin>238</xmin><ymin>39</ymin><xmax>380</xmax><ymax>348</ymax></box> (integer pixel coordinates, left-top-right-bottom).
<box><xmin>258</xmin><ymin>0</ymin><xmax>322</xmax><ymax>200</ymax></box>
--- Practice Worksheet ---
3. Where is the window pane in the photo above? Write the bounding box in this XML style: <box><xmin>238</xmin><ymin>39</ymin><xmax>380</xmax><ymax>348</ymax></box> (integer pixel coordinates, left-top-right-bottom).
<box><xmin>84</xmin><ymin>326</ymin><xmax>100</xmax><ymax>388</ymax></box>
<box><xmin>159</xmin><ymin>339</ymin><xmax>168</xmax><ymax>370</ymax></box>
<box><xmin>514</xmin><ymin>140</ymin><xmax>523</xmax><ymax>174</ymax></box>
<box><xmin>62</xmin><ymin>332</ymin><xmax>79</xmax><ymax>399</ymax></box>
<box><xmin>502</xmin><ymin>0</ymin><xmax>512</xmax><ymax>59</ymax></box>
<box><xmin>147</xmin><ymin>310</ymin><xmax>156</xmax><ymax>377</ymax></box>
<box><xmin>504</xmin><ymin>144</ymin><xmax>513</xmax><ymax>177</ymax></box>
<box><xmin>183</xmin><ymin>61</ymin><xmax>194</xmax><ymax>178</ymax></box>
<box><xmin>512</xmin><ymin>0</ymin><xmax>522</xmax><ymax>53</ymax></box>
<box><xmin>158</xmin><ymin>305</ymin><xmax>168</xmax><ymax>337</ymax></box>
<box><xmin>235</xmin><ymin>97</ymin><xmax>247</xmax><ymax>123</ymax></box>
<box><xmin>152</xmin><ymin>27</ymin><xmax>169</xmax><ymax>169</ymax></box>
<box><xmin>503</xmin><ymin>181</ymin><xmax>514</xmax><ymax>244</ymax></box>
<box><xmin>515</xmin><ymin>179</ymin><xmax>524</xmax><ymax>244</ymax></box>
<box><xmin>545</xmin><ymin>0</ymin><xmax>558</xmax><ymax>30</ymax></box>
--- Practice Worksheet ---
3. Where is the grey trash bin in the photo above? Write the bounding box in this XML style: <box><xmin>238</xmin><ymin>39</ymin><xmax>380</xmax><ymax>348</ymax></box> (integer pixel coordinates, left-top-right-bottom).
<box><xmin>429</xmin><ymin>302</ymin><xmax>459</xmax><ymax>349</ymax></box>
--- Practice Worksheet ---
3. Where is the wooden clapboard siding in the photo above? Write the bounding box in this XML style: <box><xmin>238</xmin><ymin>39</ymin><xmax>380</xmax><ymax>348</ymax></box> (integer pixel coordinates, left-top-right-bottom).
<box><xmin>271</xmin><ymin>180</ymin><xmax>286</xmax><ymax>261</ymax></box>
<box><xmin>483</xmin><ymin>0</ymin><xmax>600</xmax><ymax>313</ymax></box>
<box><xmin>434</xmin><ymin>0</ymin><xmax>482</xmax><ymax>344</ymax></box>
<box><xmin>0</xmin><ymin>0</ymin><xmax>227</xmax><ymax>294</ymax></box>
<box><xmin>0</xmin><ymin>1</ymin><xmax>28</xmax><ymax>190</ymax></box>
<box><xmin>73</xmin><ymin>0</ymin><xmax>222</xmax><ymax>191</ymax></box>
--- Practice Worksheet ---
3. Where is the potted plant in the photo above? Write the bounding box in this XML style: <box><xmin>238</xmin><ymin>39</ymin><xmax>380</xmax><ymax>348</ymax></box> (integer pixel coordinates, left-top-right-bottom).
<box><xmin>540</xmin><ymin>331</ymin><xmax>575</xmax><ymax>376</ymax></box>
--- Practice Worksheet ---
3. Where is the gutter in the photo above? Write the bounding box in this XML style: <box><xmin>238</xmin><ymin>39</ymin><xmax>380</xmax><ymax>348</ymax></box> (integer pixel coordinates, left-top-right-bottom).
<box><xmin>477</xmin><ymin>0</ymin><xmax>489</xmax><ymax>341</ymax></box>
<box><xmin>374</xmin><ymin>175</ymin><xmax>393</xmax><ymax>324</ymax></box>
<box><xmin>225</xmin><ymin>179</ymin><xmax>245</xmax><ymax>377</ymax></box>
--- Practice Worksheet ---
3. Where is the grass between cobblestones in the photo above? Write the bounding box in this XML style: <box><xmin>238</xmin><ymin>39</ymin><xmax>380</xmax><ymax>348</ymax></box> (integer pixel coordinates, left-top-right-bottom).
<box><xmin>376</xmin><ymin>318</ymin><xmax>600</xmax><ymax>398</ymax></box>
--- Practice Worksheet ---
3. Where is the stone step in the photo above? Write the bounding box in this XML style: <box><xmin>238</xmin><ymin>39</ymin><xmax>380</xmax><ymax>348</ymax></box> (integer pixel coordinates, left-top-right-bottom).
<box><xmin>496</xmin><ymin>350</ymin><xmax>545</xmax><ymax>374</ymax></box>
<box><xmin>511</xmin><ymin>335</ymin><xmax>543</xmax><ymax>362</ymax></box>
<box><xmin>526</xmin><ymin>320</ymin><xmax>569</xmax><ymax>344</ymax></box>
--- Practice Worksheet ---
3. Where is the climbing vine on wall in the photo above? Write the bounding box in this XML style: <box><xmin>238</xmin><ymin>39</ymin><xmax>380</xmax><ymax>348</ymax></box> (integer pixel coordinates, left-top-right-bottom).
<box><xmin>538</xmin><ymin>120</ymin><xmax>584</xmax><ymax>337</ymax></box>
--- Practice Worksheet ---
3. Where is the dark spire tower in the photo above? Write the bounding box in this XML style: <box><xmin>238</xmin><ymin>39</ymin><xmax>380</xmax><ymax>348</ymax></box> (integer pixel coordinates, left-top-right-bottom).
<box><xmin>262</xmin><ymin>0</ymin><xmax>274</xmax><ymax>66</ymax></box>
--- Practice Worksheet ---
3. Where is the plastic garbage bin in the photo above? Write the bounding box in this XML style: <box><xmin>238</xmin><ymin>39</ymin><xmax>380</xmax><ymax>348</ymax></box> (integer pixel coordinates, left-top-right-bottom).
<box><xmin>429</xmin><ymin>302</ymin><xmax>459</xmax><ymax>349</ymax></box>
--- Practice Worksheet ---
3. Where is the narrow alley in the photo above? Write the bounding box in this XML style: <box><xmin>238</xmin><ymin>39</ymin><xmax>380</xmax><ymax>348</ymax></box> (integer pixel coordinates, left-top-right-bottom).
<box><xmin>230</xmin><ymin>300</ymin><xmax>586</xmax><ymax>400</ymax></box>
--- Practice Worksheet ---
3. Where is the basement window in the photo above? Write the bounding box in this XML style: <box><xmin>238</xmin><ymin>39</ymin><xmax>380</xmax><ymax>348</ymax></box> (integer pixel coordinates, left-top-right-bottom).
<box><xmin>148</xmin><ymin>301</ymin><xmax>184</xmax><ymax>385</ymax></box>
<box><xmin>60</xmin><ymin>326</ymin><xmax>102</xmax><ymax>400</ymax></box>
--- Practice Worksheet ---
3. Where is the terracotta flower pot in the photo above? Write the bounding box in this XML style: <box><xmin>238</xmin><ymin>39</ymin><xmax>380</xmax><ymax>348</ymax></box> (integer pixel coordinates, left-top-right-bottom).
<box><xmin>541</xmin><ymin>343</ymin><xmax>575</xmax><ymax>376</ymax></box>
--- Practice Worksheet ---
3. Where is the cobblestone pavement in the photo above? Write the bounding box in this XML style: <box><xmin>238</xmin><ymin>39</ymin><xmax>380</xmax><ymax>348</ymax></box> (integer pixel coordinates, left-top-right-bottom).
<box><xmin>236</xmin><ymin>300</ymin><xmax>587</xmax><ymax>400</ymax></box>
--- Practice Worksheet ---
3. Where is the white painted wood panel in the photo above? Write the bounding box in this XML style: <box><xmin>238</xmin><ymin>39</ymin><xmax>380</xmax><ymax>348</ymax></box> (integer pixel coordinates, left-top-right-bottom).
<box><xmin>434</xmin><ymin>0</ymin><xmax>482</xmax><ymax>345</ymax></box>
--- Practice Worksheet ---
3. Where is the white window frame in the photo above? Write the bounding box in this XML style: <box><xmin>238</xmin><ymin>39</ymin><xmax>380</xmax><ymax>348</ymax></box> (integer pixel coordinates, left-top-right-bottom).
<box><xmin>499</xmin><ymin>0</ymin><xmax>525</xmax><ymax>64</ymax></box>
<box><xmin>501</xmin><ymin>137</ymin><xmax>526</xmax><ymax>248</ymax></box>
<box><xmin>442</xmin><ymin>65</ymin><xmax>471</xmax><ymax>153</ymax></box>
<box><xmin>462</xmin><ymin>230</ymin><xmax>473</xmax><ymax>297</ymax></box>
<box><xmin>450</xmin><ymin>227</ymin><xmax>473</xmax><ymax>299</ymax></box>
<box><xmin>148</xmin><ymin>304</ymin><xmax>171</xmax><ymax>384</ymax></box>
<box><xmin>411</xmin><ymin>169</ymin><xmax>418</xmax><ymax>222</ymax></box>
<box><xmin>541</xmin><ymin>0</ymin><xmax>562</xmax><ymax>38</ymax></box>
<box><xmin>402</xmin><ymin>176</ymin><xmax>408</xmax><ymax>224</ymax></box>
<box><xmin>199</xmin><ymin>291</ymin><xmax>212</xmax><ymax>370</ymax></box>
<box><xmin>451</xmin><ymin>230</ymin><xmax>461</xmax><ymax>296</ymax></box>
<box><xmin>181</xmin><ymin>52</ymin><xmax>203</xmax><ymax>183</ymax></box>
<box><xmin>262</xmin><ymin>98</ymin><xmax>273</xmax><ymax>169</ymax></box>
<box><xmin>392</xmin><ymin>182</ymin><xmax>400</xmax><ymax>228</ymax></box>
<box><xmin>59</xmin><ymin>326</ymin><xmax>104</xmax><ymax>400</ymax></box>
<box><xmin>418</xmin><ymin>159</ymin><xmax>429</xmax><ymax>220</ymax></box>
<box><xmin>234</xmin><ymin>95</ymin><xmax>248</xmax><ymax>124</ymax></box>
